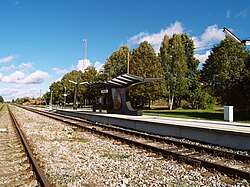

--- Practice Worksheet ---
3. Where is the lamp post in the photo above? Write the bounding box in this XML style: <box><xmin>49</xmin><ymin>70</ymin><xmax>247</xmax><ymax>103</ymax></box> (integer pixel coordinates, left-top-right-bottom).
<box><xmin>223</xmin><ymin>27</ymin><xmax>250</xmax><ymax>46</ymax></box>
<box><xmin>50</xmin><ymin>89</ymin><xmax>53</xmax><ymax>109</ymax></box>
<box><xmin>69</xmin><ymin>80</ymin><xmax>88</xmax><ymax>110</ymax></box>
<box><xmin>64</xmin><ymin>87</ymin><xmax>67</xmax><ymax>108</ymax></box>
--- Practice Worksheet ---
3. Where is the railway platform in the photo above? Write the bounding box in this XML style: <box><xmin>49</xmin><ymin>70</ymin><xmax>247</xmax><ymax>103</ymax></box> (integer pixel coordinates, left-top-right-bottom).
<box><xmin>53</xmin><ymin>108</ymin><xmax>250</xmax><ymax>151</ymax></box>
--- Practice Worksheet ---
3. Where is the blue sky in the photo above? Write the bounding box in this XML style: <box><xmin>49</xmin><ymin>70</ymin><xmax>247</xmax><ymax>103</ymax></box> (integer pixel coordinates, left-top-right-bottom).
<box><xmin>0</xmin><ymin>0</ymin><xmax>249</xmax><ymax>101</ymax></box>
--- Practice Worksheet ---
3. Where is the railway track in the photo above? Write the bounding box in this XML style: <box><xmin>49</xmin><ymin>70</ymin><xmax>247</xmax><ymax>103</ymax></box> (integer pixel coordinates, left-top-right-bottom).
<box><xmin>17</xmin><ymin>105</ymin><xmax>250</xmax><ymax>182</ymax></box>
<box><xmin>0</xmin><ymin>104</ymin><xmax>49</xmax><ymax>187</ymax></box>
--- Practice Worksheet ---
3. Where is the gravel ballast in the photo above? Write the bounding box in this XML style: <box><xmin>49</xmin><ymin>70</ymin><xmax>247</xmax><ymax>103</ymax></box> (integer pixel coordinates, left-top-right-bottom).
<box><xmin>12</xmin><ymin>106</ymin><xmax>249</xmax><ymax>186</ymax></box>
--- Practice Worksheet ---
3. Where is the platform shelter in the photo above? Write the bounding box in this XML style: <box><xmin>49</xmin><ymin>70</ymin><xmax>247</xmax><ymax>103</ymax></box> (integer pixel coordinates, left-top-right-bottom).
<box><xmin>89</xmin><ymin>73</ymin><xmax>160</xmax><ymax>116</ymax></box>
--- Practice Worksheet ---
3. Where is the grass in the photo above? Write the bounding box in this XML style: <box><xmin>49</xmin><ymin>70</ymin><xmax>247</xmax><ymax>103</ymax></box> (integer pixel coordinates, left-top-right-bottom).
<box><xmin>101</xmin><ymin>153</ymin><xmax>131</xmax><ymax>159</ymax></box>
<box><xmin>69</xmin><ymin>137</ymin><xmax>89</xmax><ymax>143</ymax></box>
<box><xmin>52</xmin><ymin>137</ymin><xmax>89</xmax><ymax>143</ymax></box>
<box><xmin>143</xmin><ymin>108</ymin><xmax>250</xmax><ymax>123</ymax></box>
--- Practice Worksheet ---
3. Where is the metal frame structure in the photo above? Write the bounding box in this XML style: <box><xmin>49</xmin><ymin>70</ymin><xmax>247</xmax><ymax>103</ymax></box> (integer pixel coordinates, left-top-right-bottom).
<box><xmin>223</xmin><ymin>27</ymin><xmax>250</xmax><ymax>46</ymax></box>
<box><xmin>88</xmin><ymin>73</ymin><xmax>161</xmax><ymax>116</ymax></box>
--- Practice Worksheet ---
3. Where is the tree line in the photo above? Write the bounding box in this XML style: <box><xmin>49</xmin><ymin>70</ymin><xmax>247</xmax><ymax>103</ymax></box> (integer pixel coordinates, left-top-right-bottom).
<box><xmin>0</xmin><ymin>96</ymin><xmax>4</xmax><ymax>103</ymax></box>
<box><xmin>13</xmin><ymin>33</ymin><xmax>250</xmax><ymax>116</ymax></box>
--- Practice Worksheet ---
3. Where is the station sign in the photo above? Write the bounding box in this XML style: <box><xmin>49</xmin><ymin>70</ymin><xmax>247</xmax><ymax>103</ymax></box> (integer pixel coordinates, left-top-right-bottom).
<box><xmin>101</xmin><ymin>89</ymin><xmax>108</xmax><ymax>94</ymax></box>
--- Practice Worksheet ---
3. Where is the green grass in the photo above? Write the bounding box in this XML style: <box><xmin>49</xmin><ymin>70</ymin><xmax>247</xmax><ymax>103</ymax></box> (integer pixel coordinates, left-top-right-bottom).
<box><xmin>101</xmin><ymin>153</ymin><xmax>131</xmax><ymax>159</ymax></box>
<box><xmin>68</xmin><ymin>137</ymin><xmax>89</xmax><ymax>143</ymax></box>
<box><xmin>52</xmin><ymin>137</ymin><xmax>89</xmax><ymax>143</ymax></box>
<box><xmin>143</xmin><ymin>108</ymin><xmax>250</xmax><ymax>123</ymax></box>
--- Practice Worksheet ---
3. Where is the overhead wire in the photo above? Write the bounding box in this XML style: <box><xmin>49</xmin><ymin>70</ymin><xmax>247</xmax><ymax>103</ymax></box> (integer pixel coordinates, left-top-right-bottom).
<box><xmin>194</xmin><ymin>43</ymin><xmax>219</xmax><ymax>52</ymax></box>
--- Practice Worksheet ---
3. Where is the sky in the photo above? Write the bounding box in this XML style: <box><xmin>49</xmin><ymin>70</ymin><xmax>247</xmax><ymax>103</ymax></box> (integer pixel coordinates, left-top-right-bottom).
<box><xmin>0</xmin><ymin>0</ymin><xmax>250</xmax><ymax>101</ymax></box>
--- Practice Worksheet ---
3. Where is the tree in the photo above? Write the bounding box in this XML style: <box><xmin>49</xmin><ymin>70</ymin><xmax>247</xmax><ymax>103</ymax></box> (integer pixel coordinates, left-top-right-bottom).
<box><xmin>129</xmin><ymin>41</ymin><xmax>164</xmax><ymax>108</ymax></box>
<box><xmin>0</xmin><ymin>96</ymin><xmax>4</xmax><ymax>103</ymax></box>
<box><xmin>49</xmin><ymin>81</ymin><xmax>64</xmax><ymax>105</ymax></box>
<box><xmin>60</xmin><ymin>70</ymin><xmax>84</xmax><ymax>105</ymax></box>
<box><xmin>103</xmin><ymin>46</ymin><xmax>129</xmax><ymax>79</ymax></box>
<box><xmin>201</xmin><ymin>37</ymin><xmax>248</xmax><ymax>106</ymax></box>
<box><xmin>181</xmin><ymin>34</ymin><xmax>201</xmax><ymax>108</ymax></box>
<box><xmin>15</xmin><ymin>97</ymin><xmax>24</xmax><ymax>104</ymax></box>
<box><xmin>159</xmin><ymin>34</ymin><xmax>188</xmax><ymax>110</ymax></box>
<box><xmin>81</xmin><ymin>66</ymin><xmax>101</xmax><ymax>104</ymax></box>
<box><xmin>225</xmin><ymin>50</ymin><xmax>250</xmax><ymax>115</ymax></box>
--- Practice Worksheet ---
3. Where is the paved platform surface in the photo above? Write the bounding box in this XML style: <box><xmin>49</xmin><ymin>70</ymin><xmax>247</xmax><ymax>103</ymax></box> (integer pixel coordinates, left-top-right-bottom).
<box><xmin>49</xmin><ymin>108</ymin><xmax>250</xmax><ymax>150</ymax></box>
<box><xmin>59</xmin><ymin>109</ymin><xmax>250</xmax><ymax>133</ymax></box>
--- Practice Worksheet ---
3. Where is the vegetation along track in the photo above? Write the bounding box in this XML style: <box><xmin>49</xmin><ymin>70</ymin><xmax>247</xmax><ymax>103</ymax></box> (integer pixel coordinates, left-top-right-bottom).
<box><xmin>0</xmin><ymin>104</ymin><xmax>49</xmax><ymax>187</ymax></box>
<box><xmin>18</xmin><ymin>105</ymin><xmax>250</xmax><ymax>182</ymax></box>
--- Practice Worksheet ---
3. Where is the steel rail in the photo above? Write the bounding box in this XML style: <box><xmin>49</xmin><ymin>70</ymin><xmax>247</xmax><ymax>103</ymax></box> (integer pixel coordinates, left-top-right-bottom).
<box><xmin>17</xmin><ymin>105</ymin><xmax>250</xmax><ymax>181</ymax></box>
<box><xmin>21</xmin><ymin>105</ymin><xmax>250</xmax><ymax>163</ymax></box>
<box><xmin>7</xmin><ymin>105</ymin><xmax>50</xmax><ymax>187</ymax></box>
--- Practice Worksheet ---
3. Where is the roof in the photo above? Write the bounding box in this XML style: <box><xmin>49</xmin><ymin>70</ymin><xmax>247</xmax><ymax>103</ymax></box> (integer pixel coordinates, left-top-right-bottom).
<box><xmin>88</xmin><ymin>73</ymin><xmax>161</xmax><ymax>89</ymax></box>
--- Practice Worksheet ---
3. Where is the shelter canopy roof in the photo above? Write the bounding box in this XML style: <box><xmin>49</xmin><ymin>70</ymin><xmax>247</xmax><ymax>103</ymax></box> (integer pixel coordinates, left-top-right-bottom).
<box><xmin>87</xmin><ymin>73</ymin><xmax>161</xmax><ymax>88</ymax></box>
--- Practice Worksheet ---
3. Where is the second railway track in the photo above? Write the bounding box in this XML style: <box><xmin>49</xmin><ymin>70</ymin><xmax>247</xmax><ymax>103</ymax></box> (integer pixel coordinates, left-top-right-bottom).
<box><xmin>17</xmin><ymin>105</ymin><xmax>250</xmax><ymax>183</ymax></box>
<box><xmin>0</xmin><ymin>104</ymin><xmax>49</xmax><ymax>187</ymax></box>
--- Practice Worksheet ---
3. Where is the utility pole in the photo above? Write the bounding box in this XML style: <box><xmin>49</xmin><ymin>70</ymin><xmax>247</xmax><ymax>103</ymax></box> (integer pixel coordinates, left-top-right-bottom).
<box><xmin>127</xmin><ymin>51</ymin><xmax>130</xmax><ymax>74</ymax></box>
<box><xmin>64</xmin><ymin>87</ymin><xmax>67</xmax><ymax>108</ymax></box>
<box><xmin>50</xmin><ymin>89</ymin><xmax>53</xmax><ymax>109</ymax></box>
<box><xmin>69</xmin><ymin>80</ymin><xmax>88</xmax><ymax>110</ymax></box>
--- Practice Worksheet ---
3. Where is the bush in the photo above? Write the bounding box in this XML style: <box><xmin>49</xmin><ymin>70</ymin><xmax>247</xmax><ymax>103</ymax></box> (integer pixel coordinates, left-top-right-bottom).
<box><xmin>199</xmin><ymin>92</ymin><xmax>216</xmax><ymax>109</ymax></box>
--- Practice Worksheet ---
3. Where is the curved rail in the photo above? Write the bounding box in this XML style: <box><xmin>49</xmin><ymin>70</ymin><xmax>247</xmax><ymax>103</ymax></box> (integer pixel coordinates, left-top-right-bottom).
<box><xmin>17</xmin><ymin>105</ymin><xmax>250</xmax><ymax>181</ymax></box>
<box><xmin>0</xmin><ymin>103</ymin><xmax>4</xmax><ymax>111</ymax></box>
<box><xmin>7</xmin><ymin>105</ymin><xmax>50</xmax><ymax>187</ymax></box>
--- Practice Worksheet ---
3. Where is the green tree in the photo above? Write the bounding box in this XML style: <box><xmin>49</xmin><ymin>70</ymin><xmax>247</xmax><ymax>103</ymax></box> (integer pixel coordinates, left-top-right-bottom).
<box><xmin>129</xmin><ymin>41</ymin><xmax>164</xmax><ymax>108</ymax></box>
<box><xmin>159</xmin><ymin>34</ymin><xmax>188</xmax><ymax>110</ymax></box>
<box><xmin>0</xmin><ymin>96</ymin><xmax>4</xmax><ymax>103</ymax></box>
<box><xmin>49</xmin><ymin>81</ymin><xmax>64</xmax><ymax>105</ymax></box>
<box><xmin>81</xmin><ymin>66</ymin><xmax>101</xmax><ymax>104</ymax></box>
<box><xmin>60</xmin><ymin>70</ymin><xmax>84</xmax><ymax>104</ymax></box>
<box><xmin>181</xmin><ymin>34</ymin><xmax>201</xmax><ymax>108</ymax></box>
<box><xmin>42</xmin><ymin>92</ymin><xmax>51</xmax><ymax>105</ymax></box>
<box><xmin>201</xmin><ymin>37</ymin><xmax>248</xmax><ymax>106</ymax></box>
<box><xmin>44</xmin><ymin>67</ymin><xmax>102</xmax><ymax>107</ymax></box>
<box><xmin>225</xmin><ymin>51</ymin><xmax>250</xmax><ymax>115</ymax></box>
<box><xmin>15</xmin><ymin>97</ymin><xmax>24</xmax><ymax>104</ymax></box>
<box><xmin>103</xmin><ymin>46</ymin><xmax>129</xmax><ymax>79</ymax></box>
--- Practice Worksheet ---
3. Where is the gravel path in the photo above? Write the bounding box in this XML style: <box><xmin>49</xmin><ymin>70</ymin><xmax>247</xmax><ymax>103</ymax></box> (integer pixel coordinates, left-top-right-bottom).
<box><xmin>12</xmin><ymin>106</ymin><xmax>249</xmax><ymax>186</ymax></box>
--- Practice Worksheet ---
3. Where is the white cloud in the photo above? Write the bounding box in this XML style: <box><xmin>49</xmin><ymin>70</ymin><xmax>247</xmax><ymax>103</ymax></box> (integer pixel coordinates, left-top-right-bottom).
<box><xmin>0</xmin><ymin>65</ymin><xmax>16</xmax><ymax>72</ymax></box>
<box><xmin>0</xmin><ymin>87</ymin><xmax>41</xmax><ymax>101</ymax></box>
<box><xmin>52</xmin><ymin>67</ymin><xmax>67</xmax><ymax>75</ymax></box>
<box><xmin>0</xmin><ymin>55</ymin><xmax>15</xmax><ymax>63</ymax></box>
<box><xmin>76</xmin><ymin>59</ymin><xmax>91</xmax><ymax>72</ymax></box>
<box><xmin>194</xmin><ymin>51</ymin><xmax>211</xmax><ymax>64</ymax></box>
<box><xmin>127</xmin><ymin>21</ymin><xmax>184</xmax><ymax>52</ymax></box>
<box><xmin>192</xmin><ymin>25</ymin><xmax>225</xmax><ymax>50</ymax></box>
<box><xmin>72</xmin><ymin>58</ymin><xmax>104</xmax><ymax>72</ymax></box>
<box><xmin>201</xmin><ymin>25</ymin><xmax>225</xmax><ymax>44</ymax></box>
<box><xmin>236</xmin><ymin>9</ymin><xmax>248</xmax><ymax>18</ymax></box>
<box><xmin>1</xmin><ymin>71</ymin><xmax>24</xmax><ymax>83</ymax></box>
<box><xmin>19</xmin><ymin>63</ymin><xmax>33</xmax><ymax>71</ymax></box>
<box><xmin>127</xmin><ymin>23</ymin><xmax>224</xmax><ymax>64</ymax></box>
<box><xmin>127</xmin><ymin>32</ymin><xmax>148</xmax><ymax>46</ymax></box>
<box><xmin>94</xmin><ymin>61</ymin><xmax>103</xmax><ymax>72</ymax></box>
<box><xmin>0</xmin><ymin>87</ymin><xmax>19</xmax><ymax>101</ymax></box>
<box><xmin>22</xmin><ymin>70</ymin><xmax>50</xmax><ymax>84</ymax></box>
<box><xmin>226</xmin><ymin>10</ymin><xmax>231</xmax><ymax>18</ymax></box>
<box><xmin>1</xmin><ymin>70</ymin><xmax>50</xmax><ymax>84</ymax></box>
<box><xmin>0</xmin><ymin>73</ymin><xmax>3</xmax><ymax>80</ymax></box>
<box><xmin>53</xmin><ymin>76</ymin><xmax>63</xmax><ymax>83</ymax></box>
<box><xmin>193</xmin><ymin>25</ymin><xmax>225</xmax><ymax>64</ymax></box>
